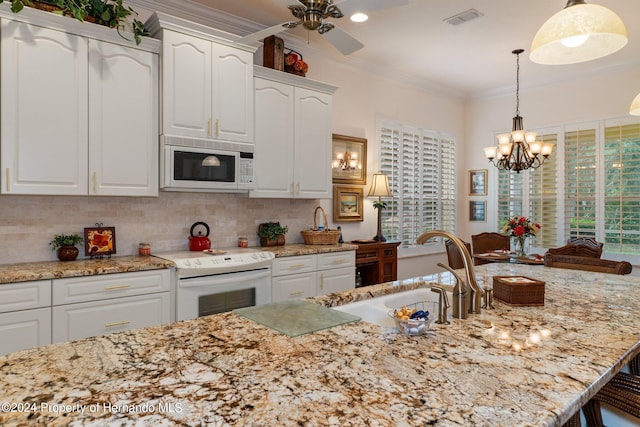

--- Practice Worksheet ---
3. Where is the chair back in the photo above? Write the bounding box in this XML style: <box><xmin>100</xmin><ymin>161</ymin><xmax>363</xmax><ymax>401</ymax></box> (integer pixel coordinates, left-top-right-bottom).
<box><xmin>471</xmin><ymin>232</ymin><xmax>510</xmax><ymax>255</ymax></box>
<box><xmin>547</xmin><ymin>237</ymin><xmax>604</xmax><ymax>258</ymax></box>
<box><xmin>445</xmin><ymin>239</ymin><xmax>471</xmax><ymax>270</ymax></box>
<box><xmin>544</xmin><ymin>253</ymin><xmax>632</xmax><ymax>275</ymax></box>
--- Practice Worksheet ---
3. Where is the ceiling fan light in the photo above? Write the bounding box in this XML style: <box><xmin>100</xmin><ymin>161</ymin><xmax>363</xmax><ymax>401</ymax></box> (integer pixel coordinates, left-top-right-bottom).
<box><xmin>530</xmin><ymin>1</ymin><xmax>628</xmax><ymax>65</ymax></box>
<box><xmin>630</xmin><ymin>92</ymin><xmax>640</xmax><ymax>116</ymax></box>
<box><xmin>350</xmin><ymin>12</ymin><xmax>368</xmax><ymax>22</ymax></box>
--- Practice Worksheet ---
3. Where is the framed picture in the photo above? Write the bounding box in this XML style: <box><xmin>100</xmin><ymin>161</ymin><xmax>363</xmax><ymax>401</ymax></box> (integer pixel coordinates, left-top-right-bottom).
<box><xmin>469</xmin><ymin>169</ymin><xmax>487</xmax><ymax>196</ymax></box>
<box><xmin>84</xmin><ymin>226</ymin><xmax>116</xmax><ymax>257</ymax></box>
<box><xmin>333</xmin><ymin>186</ymin><xmax>364</xmax><ymax>222</ymax></box>
<box><xmin>469</xmin><ymin>201</ymin><xmax>486</xmax><ymax>222</ymax></box>
<box><xmin>332</xmin><ymin>134</ymin><xmax>367</xmax><ymax>185</ymax></box>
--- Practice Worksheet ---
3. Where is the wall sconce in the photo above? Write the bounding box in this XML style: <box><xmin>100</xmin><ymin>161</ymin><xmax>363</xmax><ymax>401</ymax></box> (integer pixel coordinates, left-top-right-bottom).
<box><xmin>332</xmin><ymin>151</ymin><xmax>360</xmax><ymax>171</ymax></box>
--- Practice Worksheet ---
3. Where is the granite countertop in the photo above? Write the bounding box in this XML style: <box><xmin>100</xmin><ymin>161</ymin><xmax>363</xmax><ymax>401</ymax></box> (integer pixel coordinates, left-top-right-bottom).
<box><xmin>259</xmin><ymin>243</ymin><xmax>358</xmax><ymax>257</ymax></box>
<box><xmin>0</xmin><ymin>244</ymin><xmax>356</xmax><ymax>285</ymax></box>
<box><xmin>1</xmin><ymin>263</ymin><xmax>639</xmax><ymax>426</ymax></box>
<box><xmin>0</xmin><ymin>256</ymin><xmax>175</xmax><ymax>285</ymax></box>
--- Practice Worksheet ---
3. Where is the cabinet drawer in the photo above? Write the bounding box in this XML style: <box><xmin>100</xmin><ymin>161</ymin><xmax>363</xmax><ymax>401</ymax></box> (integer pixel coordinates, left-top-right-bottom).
<box><xmin>53</xmin><ymin>269</ymin><xmax>171</xmax><ymax>305</ymax></box>
<box><xmin>271</xmin><ymin>273</ymin><xmax>316</xmax><ymax>302</ymax></box>
<box><xmin>0</xmin><ymin>307</ymin><xmax>51</xmax><ymax>356</ymax></box>
<box><xmin>52</xmin><ymin>293</ymin><xmax>171</xmax><ymax>343</ymax></box>
<box><xmin>0</xmin><ymin>280</ymin><xmax>51</xmax><ymax>313</ymax></box>
<box><xmin>271</xmin><ymin>255</ymin><xmax>316</xmax><ymax>276</ymax></box>
<box><xmin>317</xmin><ymin>251</ymin><xmax>355</xmax><ymax>270</ymax></box>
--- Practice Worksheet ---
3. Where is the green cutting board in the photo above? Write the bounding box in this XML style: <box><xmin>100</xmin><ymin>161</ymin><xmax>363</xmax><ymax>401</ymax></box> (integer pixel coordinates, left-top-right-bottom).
<box><xmin>234</xmin><ymin>300</ymin><xmax>361</xmax><ymax>337</ymax></box>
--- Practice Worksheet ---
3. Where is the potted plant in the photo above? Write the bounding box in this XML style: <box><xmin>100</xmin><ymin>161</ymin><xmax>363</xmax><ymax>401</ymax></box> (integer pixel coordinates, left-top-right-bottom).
<box><xmin>257</xmin><ymin>222</ymin><xmax>288</xmax><ymax>247</ymax></box>
<box><xmin>0</xmin><ymin>0</ymin><xmax>149</xmax><ymax>45</ymax></box>
<box><xmin>49</xmin><ymin>233</ymin><xmax>83</xmax><ymax>261</ymax></box>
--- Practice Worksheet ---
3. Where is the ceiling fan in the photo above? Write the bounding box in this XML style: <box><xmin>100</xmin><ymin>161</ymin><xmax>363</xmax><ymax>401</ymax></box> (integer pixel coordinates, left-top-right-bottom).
<box><xmin>238</xmin><ymin>0</ymin><xmax>408</xmax><ymax>55</ymax></box>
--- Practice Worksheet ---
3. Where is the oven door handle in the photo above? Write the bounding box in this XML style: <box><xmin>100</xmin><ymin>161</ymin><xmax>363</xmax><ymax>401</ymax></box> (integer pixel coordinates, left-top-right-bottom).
<box><xmin>179</xmin><ymin>269</ymin><xmax>271</xmax><ymax>288</ymax></box>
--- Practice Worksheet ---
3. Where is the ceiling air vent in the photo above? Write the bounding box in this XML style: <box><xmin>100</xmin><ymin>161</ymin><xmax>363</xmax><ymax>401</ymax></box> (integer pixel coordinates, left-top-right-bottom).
<box><xmin>444</xmin><ymin>8</ymin><xmax>484</xmax><ymax>26</ymax></box>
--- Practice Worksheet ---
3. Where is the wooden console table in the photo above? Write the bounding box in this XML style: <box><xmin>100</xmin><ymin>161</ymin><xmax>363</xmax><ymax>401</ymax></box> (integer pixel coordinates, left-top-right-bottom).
<box><xmin>352</xmin><ymin>241</ymin><xmax>401</xmax><ymax>287</ymax></box>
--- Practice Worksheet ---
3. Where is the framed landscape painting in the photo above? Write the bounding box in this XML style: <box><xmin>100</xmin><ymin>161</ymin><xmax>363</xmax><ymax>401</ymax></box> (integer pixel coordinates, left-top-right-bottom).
<box><xmin>333</xmin><ymin>186</ymin><xmax>364</xmax><ymax>222</ymax></box>
<box><xmin>469</xmin><ymin>169</ymin><xmax>487</xmax><ymax>196</ymax></box>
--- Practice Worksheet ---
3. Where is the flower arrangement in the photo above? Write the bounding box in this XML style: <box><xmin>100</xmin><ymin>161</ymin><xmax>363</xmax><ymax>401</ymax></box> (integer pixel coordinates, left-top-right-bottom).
<box><xmin>502</xmin><ymin>215</ymin><xmax>541</xmax><ymax>256</ymax></box>
<box><xmin>502</xmin><ymin>215</ymin><xmax>541</xmax><ymax>238</ymax></box>
<box><xmin>284</xmin><ymin>50</ymin><xmax>308</xmax><ymax>76</ymax></box>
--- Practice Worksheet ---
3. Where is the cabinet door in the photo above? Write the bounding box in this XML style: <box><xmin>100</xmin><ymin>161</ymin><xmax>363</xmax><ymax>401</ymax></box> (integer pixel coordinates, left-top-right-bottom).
<box><xmin>52</xmin><ymin>292</ymin><xmax>171</xmax><ymax>343</ymax></box>
<box><xmin>89</xmin><ymin>40</ymin><xmax>159</xmax><ymax>196</ymax></box>
<box><xmin>162</xmin><ymin>30</ymin><xmax>211</xmax><ymax>138</ymax></box>
<box><xmin>293</xmin><ymin>88</ymin><xmax>332</xmax><ymax>198</ymax></box>
<box><xmin>211</xmin><ymin>43</ymin><xmax>253</xmax><ymax>143</ymax></box>
<box><xmin>272</xmin><ymin>272</ymin><xmax>316</xmax><ymax>302</ymax></box>
<box><xmin>251</xmin><ymin>78</ymin><xmax>295</xmax><ymax>197</ymax></box>
<box><xmin>0</xmin><ymin>308</ymin><xmax>51</xmax><ymax>356</ymax></box>
<box><xmin>317</xmin><ymin>267</ymin><xmax>355</xmax><ymax>296</ymax></box>
<box><xmin>1</xmin><ymin>20</ymin><xmax>88</xmax><ymax>195</ymax></box>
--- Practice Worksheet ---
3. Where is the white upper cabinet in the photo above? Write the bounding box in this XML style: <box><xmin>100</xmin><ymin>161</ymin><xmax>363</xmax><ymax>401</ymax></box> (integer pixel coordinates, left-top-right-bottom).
<box><xmin>1</xmin><ymin>21</ymin><xmax>89</xmax><ymax>195</ymax></box>
<box><xmin>148</xmin><ymin>13</ymin><xmax>256</xmax><ymax>144</ymax></box>
<box><xmin>88</xmin><ymin>40</ymin><xmax>159</xmax><ymax>196</ymax></box>
<box><xmin>0</xmin><ymin>7</ymin><xmax>160</xmax><ymax>196</ymax></box>
<box><xmin>251</xmin><ymin>67</ymin><xmax>337</xmax><ymax>199</ymax></box>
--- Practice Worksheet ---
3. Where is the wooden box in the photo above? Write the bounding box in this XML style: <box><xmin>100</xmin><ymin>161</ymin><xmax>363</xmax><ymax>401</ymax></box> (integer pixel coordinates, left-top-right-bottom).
<box><xmin>493</xmin><ymin>276</ymin><xmax>545</xmax><ymax>306</ymax></box>
<box><xmin>263</xmin><ymin>35</ymin><xmax>284</xmax><ymax>71</ymax></box>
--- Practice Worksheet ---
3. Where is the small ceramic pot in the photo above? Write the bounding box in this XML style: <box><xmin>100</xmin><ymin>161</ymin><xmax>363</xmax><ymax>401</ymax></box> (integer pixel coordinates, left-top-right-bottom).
<box><xmin>57</xmin><ymin>245</ymin><xmax>79</xmax><ymax>262</ymax></box>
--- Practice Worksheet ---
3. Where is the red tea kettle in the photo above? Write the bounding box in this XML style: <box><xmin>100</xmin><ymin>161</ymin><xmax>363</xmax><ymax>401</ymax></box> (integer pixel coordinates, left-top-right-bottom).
<box><xmin>189</xmin><ymin>221</ymin><xmax>211</xmax><ymax>251</ymax></box>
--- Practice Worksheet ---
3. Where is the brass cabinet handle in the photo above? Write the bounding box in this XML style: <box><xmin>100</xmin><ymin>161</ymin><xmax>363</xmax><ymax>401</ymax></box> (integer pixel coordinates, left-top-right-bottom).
<box><xmin>215</xmin><ymin>118</ymin><xmax>220</xmax><ymax>138</ymax></box>
<box><xmin>104</xmin><ymin>284</ymin><xmax>131</xmax><ymax>291</ymax></box>
<box><xmin>105</xmin><ymin>320</ymin><xmax>130</xmax><ymax>328</ymax></box>
<box><xmin>5</xmin><ymin>168</ymin><xmax>9</xmax><ymax>192</ymax></box>
<box><xmin>319</xmin><ymin>273</ymin><xmax>324</xmax><ymax>291</ymax></box>
<box><xmin>290</xmin><ymin>182</ymin><xmax>294</xmax><ymax>194</ymax></box>
<box><xmin>287</xmin><ymin>264</ymin><xmax>306</xmax><ymax>270</ymax></box>
<box><xmin>93</xmin><ymin>171</ymin><xmax>97</xmax><ymax>193</ymax></box>
<box><xmin>289</xmin><ymin>291</ymin><xmax>305</xmax><ymax>297</ymax></box>
<box><xmin>207</xmin><ymin>118</ymin><xmax>211</xmax><ymax>137</ymax></box>
<box><xmin>296</xmin><ymin>181</ymin><xmax>300</xmax><ymax>195</ymax></box>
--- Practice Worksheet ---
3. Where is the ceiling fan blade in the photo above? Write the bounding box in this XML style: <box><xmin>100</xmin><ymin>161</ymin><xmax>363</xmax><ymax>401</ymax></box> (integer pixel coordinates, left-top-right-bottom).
<box><xmin>237</xmin><ymin>21</ymin><xmax>298</xmax><ymax>45</ymax></box>
<box><xmin>321</xmin><ymin>25</ymin><xmax>364</xmax><ymax>55</ymax></box>
<box><xmin>276</xmin><ymin>0</ymin><xmax>306</xmax><ymax>8</ymax></box>
<box><xmin>337</xmin><ymin>0</ymin><xmax>408</xmax><ymax>16</ymax></box>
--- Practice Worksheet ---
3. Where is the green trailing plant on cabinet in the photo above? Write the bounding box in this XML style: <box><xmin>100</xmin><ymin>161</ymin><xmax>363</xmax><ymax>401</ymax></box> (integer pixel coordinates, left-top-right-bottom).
<box><xmin>0</xmin><ymin>0</ymin><xmax>149</xmax><ymax>44</ymax></box>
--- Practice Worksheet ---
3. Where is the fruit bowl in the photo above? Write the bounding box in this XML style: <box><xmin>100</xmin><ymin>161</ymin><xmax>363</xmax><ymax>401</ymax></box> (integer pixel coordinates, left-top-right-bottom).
<box><xmin>388</xmin><ymin>301</ymin><xmax>436</xmax><ymax>336</ymax></box>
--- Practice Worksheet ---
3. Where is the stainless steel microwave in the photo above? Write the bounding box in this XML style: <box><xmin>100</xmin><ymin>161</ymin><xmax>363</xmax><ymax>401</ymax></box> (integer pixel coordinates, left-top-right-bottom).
<box><xmin>160</xmin><ymin>135</ymin><xmax>254</xmax><ymax>192</ymax></box>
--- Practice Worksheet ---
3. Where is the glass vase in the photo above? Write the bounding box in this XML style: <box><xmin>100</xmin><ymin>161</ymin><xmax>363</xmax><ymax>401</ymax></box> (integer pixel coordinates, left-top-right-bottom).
<box><xmin>515</xmin><ymin>237</ymin><xmax>527</xmax><ymax>257</ymax></box>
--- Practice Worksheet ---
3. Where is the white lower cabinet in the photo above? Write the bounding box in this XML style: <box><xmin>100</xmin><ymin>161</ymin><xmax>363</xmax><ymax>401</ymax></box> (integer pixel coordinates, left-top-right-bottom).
<box><xmin>52</xmin><ymin>293</ymin><xmax>170</xmax><ymax>343</ymax></box>
<box><xmin>52</xmin><ymin>269</ymin><xmax>171</xmax><ymax>343</ymax></box>
<box><xmin>0</xmin><ymin>280</ymin><xmax>52</xmax><ymax>356</ymax></box>
<box><xmin>271</xmin><ymin>251</ymin><xmax>355</xmax><ymax>302</ymax></box>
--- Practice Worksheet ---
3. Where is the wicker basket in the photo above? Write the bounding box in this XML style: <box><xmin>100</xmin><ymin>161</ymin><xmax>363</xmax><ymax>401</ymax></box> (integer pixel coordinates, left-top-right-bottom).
<box><xmin>493</xmin><ymin>276</ymin><xmax>545</xmax><ymax>306</ymax></box>
<box><xmin>300</xmin><ymin>207</ymin><xmax>341</xmax><ymax>245</ymax></box>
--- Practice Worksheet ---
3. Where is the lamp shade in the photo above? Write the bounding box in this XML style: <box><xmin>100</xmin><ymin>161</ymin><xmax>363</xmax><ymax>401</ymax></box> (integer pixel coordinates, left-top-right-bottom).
<box><xmin>530</xmin><ymin>1</ymin><xmax>627</xmax><ymax>65</ymax></box>
<box><xmin>367</xmin><ymin>172</ymin><xmax>392</xmax><ymax>198</ymax></box>
<box><xmin>630</xmin><ymin>92</ymin><xmax>640</xmax><ymax>116</ymax></box>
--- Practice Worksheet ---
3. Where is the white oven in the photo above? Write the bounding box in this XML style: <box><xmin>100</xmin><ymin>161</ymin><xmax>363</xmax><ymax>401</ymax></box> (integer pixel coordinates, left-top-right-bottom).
<box><xmin>154</xmin><ymin>249</ymin><xmax>274</xmax><ymax>321</ymax></box>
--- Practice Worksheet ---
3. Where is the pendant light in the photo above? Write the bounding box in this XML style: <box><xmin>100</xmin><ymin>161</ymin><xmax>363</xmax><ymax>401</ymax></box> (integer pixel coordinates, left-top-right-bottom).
<box><xmin>630</xmin><ymin>93</ymin><xmax>640</xmax><ymax>116</ymax></box>
<box><xmin>530</xmin><ymin>0</ymin><xmax>627</xmax><ymax>65</ymax></box>
<box><xmin>484</xmin><ymin>49</ymin><xmax>554</xmax><ymax>173</ymax></box>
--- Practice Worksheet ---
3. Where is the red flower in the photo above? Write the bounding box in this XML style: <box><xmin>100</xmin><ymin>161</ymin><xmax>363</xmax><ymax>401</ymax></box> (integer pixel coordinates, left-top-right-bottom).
<box><xmin>519</xmin><ymin>217</ymin><xmax>527</xmax><ymax>223</ymax></box>
<box><xmin>513</xmin><ymin>225</ymin><xmax>526</xmax><ymax>237</ymax></box>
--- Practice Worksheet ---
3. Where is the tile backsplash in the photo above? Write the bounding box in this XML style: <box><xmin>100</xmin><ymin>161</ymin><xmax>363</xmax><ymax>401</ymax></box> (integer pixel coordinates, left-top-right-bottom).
<box><xmin>0</xmin><ymin>193</ymin><xmax>320</xmax><ymax>264</ymax></box>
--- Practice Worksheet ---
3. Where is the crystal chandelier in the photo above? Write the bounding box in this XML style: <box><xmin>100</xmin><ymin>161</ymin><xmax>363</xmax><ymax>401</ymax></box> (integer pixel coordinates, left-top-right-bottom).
<box><xmin>483</xmin><ymin>49</ymin><xmax>554</xmax><ymax>173</ymax></box>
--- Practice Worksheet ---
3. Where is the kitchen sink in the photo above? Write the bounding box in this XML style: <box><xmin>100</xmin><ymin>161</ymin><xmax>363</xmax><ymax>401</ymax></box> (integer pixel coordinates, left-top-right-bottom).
<box><xmin>333</xmin><ymin>287</ymin><xmax>447</xmax><ymax>328</ymax></box>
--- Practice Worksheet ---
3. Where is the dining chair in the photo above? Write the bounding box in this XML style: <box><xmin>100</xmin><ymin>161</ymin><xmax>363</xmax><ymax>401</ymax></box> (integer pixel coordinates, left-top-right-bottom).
<box><xmin>471</xmin><ymin>232</ymin><xmax>510</xmax><ymax>265</ymax></box>
<box><xmin>543</xmin><ymin>254</ymin><xmax>632</xmax><ymax>275</ymax></box>
<box><xmin>546</xmin><ymin>237</ymin><xmax>604</xmax><ymax>259</ymax></box>
<box><xmin>445</xmin><ymin>239</ymin><xmax>472</xmax><ymax>270</ymax></box>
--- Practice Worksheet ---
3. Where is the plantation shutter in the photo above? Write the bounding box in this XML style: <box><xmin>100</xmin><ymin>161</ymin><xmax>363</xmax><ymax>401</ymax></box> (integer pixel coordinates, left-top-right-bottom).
<box><xmin>564</xmin><ymin>128</ymin><xmax>597</xmax><ymax>240</ymax></box>
<box><xmin>497</xmin><ymin>170</ymin><xmax>523</xmax><ymax>229</ymax></box>
<box><xmin>378</xmin><ymin>120</ymin><xmax>457</xmax><ymax>246</ymax></box>
<box><xmin>603</xmin><ymin>123</ymin><xmax>640</xmax><ymax>254</ymax></box>
<box><xmin>529</xmin><ymin>133</ymin><xmax>558</xmax><ymax>247</ymax></box>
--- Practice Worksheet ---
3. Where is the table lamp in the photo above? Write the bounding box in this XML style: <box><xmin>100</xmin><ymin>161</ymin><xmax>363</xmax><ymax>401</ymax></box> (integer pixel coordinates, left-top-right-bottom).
<box><xmin>368</xmin><ymin>172</ymin><xmax>392</xmax><ymax>242</ymax></box>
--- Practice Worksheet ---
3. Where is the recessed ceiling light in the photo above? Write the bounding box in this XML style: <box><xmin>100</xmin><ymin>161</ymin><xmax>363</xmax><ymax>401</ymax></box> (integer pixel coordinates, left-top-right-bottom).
<box><xmin>350</xmin><ymin>12</ymin><xmax>368</xmax><ymax>23</ymax></box>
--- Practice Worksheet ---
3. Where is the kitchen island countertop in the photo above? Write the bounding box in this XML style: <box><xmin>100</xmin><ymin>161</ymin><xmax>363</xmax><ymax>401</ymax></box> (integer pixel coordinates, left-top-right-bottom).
<box><xmin>258</xmin><ymin>242</ymin><xmax>358</xmax><ymax>257</ymax></box>
<box><xmin>1</xmin><ymin>263</ymin><xmax>639</xmax><ymax>426</ymax></box>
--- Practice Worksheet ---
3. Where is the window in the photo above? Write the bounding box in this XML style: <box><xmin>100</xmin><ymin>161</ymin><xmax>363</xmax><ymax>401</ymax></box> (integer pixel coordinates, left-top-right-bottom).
<box><xmin>496</xmin><ymin>117</ymin><xmax>640</xmax><ymax>260</ymax></box>
<box><xmin>378</xmin><ymin>119</ymin><xmax>457</xmax><ymax>246</ymax></box>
